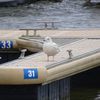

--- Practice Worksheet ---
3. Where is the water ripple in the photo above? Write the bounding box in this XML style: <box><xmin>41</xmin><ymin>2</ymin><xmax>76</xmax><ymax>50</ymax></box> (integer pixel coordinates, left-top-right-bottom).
<box><xmin>0</xmin><ymin>0</ymin><xmax>100</xmax><ymax>29</ymax></box>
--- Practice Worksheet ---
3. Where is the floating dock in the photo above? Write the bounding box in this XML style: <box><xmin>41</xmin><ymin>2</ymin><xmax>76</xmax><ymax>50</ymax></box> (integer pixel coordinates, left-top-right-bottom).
<box><xmin>0</xmin><ymin>29</ymin><xmax>100</xmax><ymax>100</ymax></box>
<box><xmin>0</xmin><ymin>29</ymin><xmax>100</xmax><ymax>85</ymax></box>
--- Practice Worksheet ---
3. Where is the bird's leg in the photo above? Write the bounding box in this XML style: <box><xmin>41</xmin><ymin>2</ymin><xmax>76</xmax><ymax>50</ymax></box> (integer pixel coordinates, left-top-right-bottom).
<box><xmin>47</xmin><ymin>55</ymin><xmax>49</xmax><ymax>61</ymax></box>
<box><xmin>52</xmin><ymin>56</ymin><xmax>54</xmax><ymax>61</ymax></box>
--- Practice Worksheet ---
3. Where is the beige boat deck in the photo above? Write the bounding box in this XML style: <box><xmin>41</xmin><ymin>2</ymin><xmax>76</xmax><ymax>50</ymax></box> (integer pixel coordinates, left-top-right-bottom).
<box><xmin>2</xmin><ymin>39</ymin><xmax>100</xmax><ymax>68</ymax></box>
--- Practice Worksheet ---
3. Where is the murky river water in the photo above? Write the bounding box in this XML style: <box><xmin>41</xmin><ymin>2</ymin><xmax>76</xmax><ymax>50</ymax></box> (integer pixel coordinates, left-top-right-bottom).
<box><xmin>0</xmin><ymin>0</ymin><xmax>100</xmax><ymax>29</ymax></box>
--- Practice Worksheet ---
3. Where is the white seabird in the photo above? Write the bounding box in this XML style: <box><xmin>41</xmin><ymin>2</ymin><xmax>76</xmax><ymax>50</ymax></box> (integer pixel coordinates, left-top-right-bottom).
<box><xmin>43</xmin><ymin>36</ymin><xmax>60</xmax><ymax>61</ymax></box>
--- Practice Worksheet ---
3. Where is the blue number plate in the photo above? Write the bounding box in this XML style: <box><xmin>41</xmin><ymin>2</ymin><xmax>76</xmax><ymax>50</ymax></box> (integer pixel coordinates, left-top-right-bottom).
<box><xmin>24</xmin><ymin>68</ymin><xmax>38</xmax><ymax>79</ymax></box>
<box><xmin>0</xmin><ymin>41</ymin><xmax>13</xmax><ymax>49</ymax></box>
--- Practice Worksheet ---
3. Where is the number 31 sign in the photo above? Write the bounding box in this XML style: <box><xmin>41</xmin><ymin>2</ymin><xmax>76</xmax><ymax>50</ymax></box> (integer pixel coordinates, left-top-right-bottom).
<box><xmin>24</xmin><ymin>68</ymin><xmax>38</xmax><ymax>79</ymax></box>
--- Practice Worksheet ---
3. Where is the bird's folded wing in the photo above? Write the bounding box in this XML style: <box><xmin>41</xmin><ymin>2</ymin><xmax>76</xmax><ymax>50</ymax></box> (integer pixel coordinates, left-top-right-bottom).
<box><xmin>52</xmin><ymin>43</ymin><xmax>60</xmax><ymax>51</ymax></box>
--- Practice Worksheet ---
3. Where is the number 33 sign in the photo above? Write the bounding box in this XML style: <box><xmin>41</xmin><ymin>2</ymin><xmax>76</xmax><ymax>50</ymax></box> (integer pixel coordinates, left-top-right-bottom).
<box><xmin>0</xmin><ymin>41</ymin><xmax>13</xmax><ymax>49</ymax></box>
<box><xmin>24</xmin><ymin>68</ymin><xmax>38</xmax><ymax>79</ymax></box>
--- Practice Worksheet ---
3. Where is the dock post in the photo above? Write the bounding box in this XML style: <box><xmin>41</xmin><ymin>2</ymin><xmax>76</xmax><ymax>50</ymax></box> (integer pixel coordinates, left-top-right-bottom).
<box><xmin>44</xmin><ymin>22</ymin><xmax>48</xmax><ymax>29</ymax></box>
<box><xmin>26</xmin><ymin>29</ymin><xmax>30</xmax><ymax>36</ymax></box>
<box><xmin>37</xmin><ymin>77</ymin><xmax>70</xmax><ymax>100</ymax></box>
<box><xmin>59</xmin><ymin>78</ymin><xmax>70</xmax><ymax>100</ymax></box>
<box><xmin>33</xmin><ymin>29</ymin><xmax>37</xmax><ymax>36</ymax></box>
<box><xmin>19</xmin><ymin>49</ymin><xmax>27</xmax><ymax>59</ymax></box>
<box><xmin>37</xmin><ymin>84</ymin><xmax>49</xmax><ymax>100</ymax></box>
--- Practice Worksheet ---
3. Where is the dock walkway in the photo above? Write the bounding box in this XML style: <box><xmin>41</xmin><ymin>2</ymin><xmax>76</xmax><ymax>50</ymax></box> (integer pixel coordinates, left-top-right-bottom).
<box><xmin>0</xmin><ymin>29</ymin><xmax>100</xmax><ymax>84</ymax></box>
<box><xmin>1</xmin><ymin>38</ymin><xmax>100</xmax><ymax>83</ymax></box>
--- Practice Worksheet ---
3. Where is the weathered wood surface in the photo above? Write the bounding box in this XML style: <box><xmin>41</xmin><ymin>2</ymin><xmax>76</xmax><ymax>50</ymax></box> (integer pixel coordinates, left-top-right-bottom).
<box><xmin>37</xmin><ymin>77</ymin><xmax>70</xmax><ymax>100</ymax></box>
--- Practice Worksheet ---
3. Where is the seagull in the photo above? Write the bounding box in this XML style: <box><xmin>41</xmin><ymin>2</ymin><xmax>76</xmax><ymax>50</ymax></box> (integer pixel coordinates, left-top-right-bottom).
<box><xmin>43</xmin><ymin>36</ymin><xmax>60</xmax><ymax>61</ymax></box>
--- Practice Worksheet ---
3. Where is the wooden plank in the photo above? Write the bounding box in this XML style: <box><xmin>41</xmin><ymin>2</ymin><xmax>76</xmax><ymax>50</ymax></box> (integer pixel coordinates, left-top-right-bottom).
<box><xmin>37</xmin><ymin>77</ymin><xmax>70</xmax><ymax>100</ymax></box>
<box><xmin>37</xmin><ymin>84</ymin><xmax>49</xmax><ymax>100</ymax></box>
<box><xmin>59</xmin><ymin>78</ymin><xmax>70</xmax><ymax>100</ymax></box>
<box><xmin>49</xmin><ymin>81</ymin><xmax>60</xmax><ymax>100</ymax></box>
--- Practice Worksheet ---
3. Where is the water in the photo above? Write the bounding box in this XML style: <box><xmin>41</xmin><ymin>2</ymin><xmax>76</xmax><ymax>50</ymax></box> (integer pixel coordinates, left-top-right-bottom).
<box><xmin>70</xmin><ymin>66</ymin><xmax>100</xmax><ymax>100</ymax></box>
<box><xmin>0</xmin><ymin>0</ymin><xmax>100</xmax><ymax>29</ymax></box>
<box><xmin>71</xmin><ymin>88</ymin><xmax>100</xmax><ymax>100</ymax></box>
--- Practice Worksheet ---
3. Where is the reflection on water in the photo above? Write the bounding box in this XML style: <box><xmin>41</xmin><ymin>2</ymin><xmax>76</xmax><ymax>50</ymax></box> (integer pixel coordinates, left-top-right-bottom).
<box><xmin>0</xmin><ymin>0</ymin><xmax>100</xmax><ymax>29</ymax></box>
<box><xmin>71</xmin><ymin>88</ymin><xmax>98</xmax><ymax>100</ymax></box>
<box><xmin>71</xmin><ymin>88</ymin><xmax>100</xmax><ymax>100</ymax></box>
<box><xmin>71</xmin><ymin>66</ymin><xmax>100</xmax><ymax>100</ymax></box>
